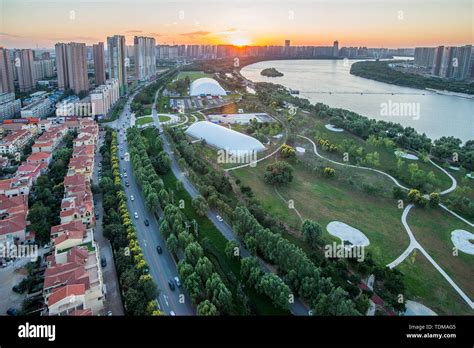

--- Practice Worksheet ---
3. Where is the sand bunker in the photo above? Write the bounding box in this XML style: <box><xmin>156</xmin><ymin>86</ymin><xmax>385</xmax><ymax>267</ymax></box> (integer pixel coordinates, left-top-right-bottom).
<box><xmin>325</xmin><ymin>124</ymin><xmax>344</xmax><ymax>132</ymax></box>
<box><xmin>295</xmin><ymin>147</ymin><xmax>306</xmax><ymax>154</ymax></box>
<box><xmin>395</xmin><ymin>150</ymin><xmax>419</xmax><ymax>160</ymax></box>
<box><xmin>326</xmin><ymin>221</ymin><xmax>370</xmax><ymax>247</ymax></box>
<box><xmin>451</xmin><ymin>229</ymin><xmax>474</xmax><ymax>255</ymax></box>
<box><xmin>404</xmin><ymin>300</ymin><xmax>437</xmax><ymax>316</ymax></box>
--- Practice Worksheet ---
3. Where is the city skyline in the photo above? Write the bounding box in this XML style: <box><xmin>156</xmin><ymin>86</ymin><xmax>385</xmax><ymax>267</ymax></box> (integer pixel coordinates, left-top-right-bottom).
<box><xmin>1</xmin><ymin>0</ymin><xmax>472</xmax><ymax>49</ymax></box>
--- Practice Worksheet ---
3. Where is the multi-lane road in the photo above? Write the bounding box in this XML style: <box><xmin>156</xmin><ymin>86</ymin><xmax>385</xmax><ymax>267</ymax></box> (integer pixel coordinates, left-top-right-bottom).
<box><xmin>108</xmin><ymin>86</ymin><xmax>195</xmax><ymax>316</ymax></box>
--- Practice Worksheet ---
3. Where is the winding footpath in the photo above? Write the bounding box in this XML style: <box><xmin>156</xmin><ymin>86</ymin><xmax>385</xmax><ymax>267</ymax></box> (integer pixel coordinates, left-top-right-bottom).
<box><xmin>297</xmin><ymin>134</ymin><xmax>474</xmax><ymax>310</ymax></box>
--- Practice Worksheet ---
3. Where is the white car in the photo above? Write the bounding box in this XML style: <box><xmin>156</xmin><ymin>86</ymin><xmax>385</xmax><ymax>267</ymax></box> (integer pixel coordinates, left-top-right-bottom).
<box><xmin>123</xmin><ymin>172</ymin><xmax>127</xmax><ymax>178</ymax></box>
<box><xmin>130</xmin><ymin>195</ymin><xmax>135</xmax><ymax>201</ymax></box>
<box><xmin>216</xmin><ymin>215</ymin><xmax>224</xmax><ymax>222</ymax></box>
<box><xmin>134</xmin><ymin>212</ymin><xmax>138</xmax><ymax>219</ymax></box>
<box><xmin>169</xmin><ymin>311</ymin><xmax>176</xmax><ymax>316</ymax></box>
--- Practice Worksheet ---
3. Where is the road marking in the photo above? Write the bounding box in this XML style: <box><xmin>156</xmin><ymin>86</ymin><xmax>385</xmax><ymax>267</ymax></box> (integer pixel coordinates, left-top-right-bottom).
<box><xmin>163</xmin><ymin>295</ymin><xmax>169</xmax><ymax>307</ymax></box>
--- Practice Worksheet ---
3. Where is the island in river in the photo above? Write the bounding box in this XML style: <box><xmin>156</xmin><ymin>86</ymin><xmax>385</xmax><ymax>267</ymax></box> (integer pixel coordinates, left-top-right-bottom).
<box><xmin>260</xmin><ymin>67</ymin><xmax>284</xmax><ymax>77</ymax></box>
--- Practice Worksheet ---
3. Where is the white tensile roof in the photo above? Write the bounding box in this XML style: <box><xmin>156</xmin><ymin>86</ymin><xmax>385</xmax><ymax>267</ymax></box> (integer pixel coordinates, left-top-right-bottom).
<box><xmin>185</xmin><ymin>121</ymin><xmax>265</xmax><ymax>153</ymax></box>
<box><xmin>189</xmin><ymin>78</ymin><xmax>227</xmax><ymax>96</ymax></box>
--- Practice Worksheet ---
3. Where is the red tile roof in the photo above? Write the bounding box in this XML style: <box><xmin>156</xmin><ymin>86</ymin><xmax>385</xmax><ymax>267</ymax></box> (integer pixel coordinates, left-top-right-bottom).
<box><xmin>48</xmin><ymin>284</ymin><xmax>86</xmax><ymax>306</ymax></box>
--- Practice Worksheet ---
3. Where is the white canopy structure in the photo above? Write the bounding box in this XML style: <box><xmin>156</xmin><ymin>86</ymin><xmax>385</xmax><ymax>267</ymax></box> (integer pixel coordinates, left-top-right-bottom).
<box><xmin>185</xmin><ymin>121</ymin><xmax>265</xmax><ymax>154</ymax></box>
<box><xmin>190</xmin><ymin>78</ymin><xmax>227</xmax><ymax>96</ymax></box>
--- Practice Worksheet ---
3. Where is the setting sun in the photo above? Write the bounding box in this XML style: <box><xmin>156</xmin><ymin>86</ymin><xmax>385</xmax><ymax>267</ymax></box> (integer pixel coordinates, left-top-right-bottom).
<box><xmin>230</xmin><ymin>37</ymin><xmax>251</xmax><ymax>47</ymax></box>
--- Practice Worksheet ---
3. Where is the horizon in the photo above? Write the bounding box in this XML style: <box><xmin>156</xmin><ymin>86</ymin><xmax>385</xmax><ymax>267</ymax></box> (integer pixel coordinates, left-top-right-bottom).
<box><xmin>1</xmin><ymin>0</ymin><xmax>472</xmax><ymax>49</ymax></box>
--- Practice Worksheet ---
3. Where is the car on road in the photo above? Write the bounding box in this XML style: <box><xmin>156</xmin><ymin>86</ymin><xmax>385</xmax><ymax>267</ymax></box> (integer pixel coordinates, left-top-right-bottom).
<box><xmin>123</xmin><ymin>172</ymin><xmax>127</xmax><ymax>178</ymax></box>
<box><xmin>6</xmin><ymin>308</ymin><xmax>18</xmax><ymax>316</ymax></box>
<box><xmin>168</xmin><ymin>280</ymin><xmax>176</xmax><ymax>291</ymax></box>
<box><xmin>216</xmin><ymin>215</ymin><xmax>224</xmax><ymax>222</ymax></box>
<box><xmin>125</xmin><ymin>181</ymin><xmax>130</xmax><ymax>187</ymax></box>
<box><xmin>101</xmin><ymin>257</ymin><xmax>107</xmax><ymax>268</ymax></box>
<box><xmin>174</xmin><ymin>276</ymin><xmax>181</xmax><ymax>288</ymax></box>
<box><xmin>144</xmin><ymin>219</ymin><xmax>149</xmax><ymax>226</ymax></box>
<box><xmin>134</xmin><ymin>212</ymin><xmax>138</xmax><ymax>219</ymax></box>
<box><xmin>130</xmin><ymin>195</ymin><xmax>135</xmax><ymax>201</ymax></box>
<box><xmin>12</xmin><ymin>284</ymin><xmax>25</xmax><ymax>294</ymax></box>
<box><xmin>123</xmin><ymin>168</ymin><xmax>127</xmax><ymax>173</ymax></box>
<box><xmin>169</xmin><ymin>311</ymin><xmax>176</xmax><ymax>316</ymax></box>
<box><xmin>156</xmin><ymin>245</ymin><xmax>162</xmax><ymax>254</ymax></box>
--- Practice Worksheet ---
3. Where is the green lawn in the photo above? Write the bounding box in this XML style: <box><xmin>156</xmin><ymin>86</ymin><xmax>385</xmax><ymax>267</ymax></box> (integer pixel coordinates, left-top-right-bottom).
<box><xmin>158</xmin><ymin>115</ymin><xmax>171</xmax><ymax>122</ymax></box>
<box><xmin>397</xmin><ymin>251</ymin><xmax>474</xmax><ymax>315</ymax></box>
<box><xmin>136</xmin><ymin>116</ymin><xmax>153</xmax><ymax>126</ymax></box>
<box><xmin>177</xmin><ymin>71</ymin><xmax>212</xmax><ymax>82</ymax></box>
<box><xmin>232</xmin><ymin>157</ymin><xmax>410</xmax><ymax>265</ymax></box>
<box><xmin>407</xmin><ymin>207</ymin><xmax>474</xmax><ymax>300</ymax></box>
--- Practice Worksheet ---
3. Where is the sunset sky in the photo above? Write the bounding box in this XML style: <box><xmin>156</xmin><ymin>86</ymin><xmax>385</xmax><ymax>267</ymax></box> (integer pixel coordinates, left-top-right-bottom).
<box><xmin>1</xmin><ymin>0</ymin><xmax>472</xmax><ymax>49</ymax></box>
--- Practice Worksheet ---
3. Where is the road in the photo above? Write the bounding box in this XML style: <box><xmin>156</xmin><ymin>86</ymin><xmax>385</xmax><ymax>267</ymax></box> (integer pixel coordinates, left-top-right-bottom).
<box><xmin>92</xmin><ymin>131</ymin><xmax>124</xmax><ymax>315</ymax></box>
<box><xmin>151</xmin><ymin>94</ymin><xmax>309</xmax><ymax>316</ymax></box>
<box><xmin>107</xmin><ymin>84</ymin><xmax>195</xmax><ymax>316</ymax></box>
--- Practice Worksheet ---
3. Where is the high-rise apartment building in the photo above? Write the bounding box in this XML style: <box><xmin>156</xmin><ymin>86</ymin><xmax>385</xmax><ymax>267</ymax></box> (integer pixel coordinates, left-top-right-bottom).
<box><xmin>107</xmin><ymin>35</ymin><xmax>127</xmax><ymax>96</ymax></box>
<box><xmin>14</xmin><ymin>49</ymin><xmax>36</xmax><ymax>92</ymax></box>
<box><xmin>134</xmin><ymin>36</ymin><xmax>156</xmax><ymax>81</ymax></box>
<box><xmin>333</xmin><ymin>40</ymin><xmax>339</xmax><ymax>57</ymax></box>
<box><xmin>93</xmin><ymin>42</ymin><xmax>106</xmax><ymax>86</ymax></box>
<box><xmin>0</xmin><ymin>48</ymin><xmax>15</xmax><ymax>93</ymax></box>
<box><xmin>55</xmin><ymin>42</ymin><xmax>90</xmax><ymax>94</ymax></box>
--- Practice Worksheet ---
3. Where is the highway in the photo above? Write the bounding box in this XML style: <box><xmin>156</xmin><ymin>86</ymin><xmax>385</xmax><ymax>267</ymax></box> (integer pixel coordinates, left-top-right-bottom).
<box><xmin>108</xmin><ymin>84</ymin><xmax>195</xmax><ymax>316</ymax></box>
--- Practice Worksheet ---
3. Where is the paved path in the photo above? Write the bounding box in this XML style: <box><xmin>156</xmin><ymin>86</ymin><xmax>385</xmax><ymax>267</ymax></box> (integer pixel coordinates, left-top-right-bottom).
<box><xmin>299</xmin><ymin>134</ymin><xmax>474</xmax><ymax>310</ymax></box>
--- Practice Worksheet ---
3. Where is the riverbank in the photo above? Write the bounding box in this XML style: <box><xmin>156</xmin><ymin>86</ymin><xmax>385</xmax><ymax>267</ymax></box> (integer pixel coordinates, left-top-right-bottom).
<box><xmin>350</xmin><ymin>60</ymin><xmax>474</xmax><ymax>95</ymax></box>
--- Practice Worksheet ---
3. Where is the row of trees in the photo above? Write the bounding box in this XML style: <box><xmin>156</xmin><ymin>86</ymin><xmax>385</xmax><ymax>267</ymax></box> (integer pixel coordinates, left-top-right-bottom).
<box><xmin>100</xmin><ymin>130</ymin><xmax>160</xmax><ymax>315</ymax></box>
<box><xmin>159</xmin><ymin>203</ymin><xmax>234</xmax><ymax>315</ymax></box>
<box><xmin>127</xmin><ymin>127</ymin><xmax>167</xmax><ymax>210</ymax></box>
<box><xmin>233</xmin><ymin>205</ymin><xmax>360</xmax><ymax>315</ymax></box>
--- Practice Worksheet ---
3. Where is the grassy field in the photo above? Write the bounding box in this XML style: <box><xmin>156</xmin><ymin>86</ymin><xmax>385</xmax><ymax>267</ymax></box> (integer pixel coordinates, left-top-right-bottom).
<box><xmin>397</xmin><ymin>252</ymin><xmax>474</xmax><ymax>315</ymax></box>
<box><xmin>232</xmin><ymin>157</ymin><xmax>410</xmax><ymax>265</ymax></box>
<box><xmin>177</xmin><ymin>71</ymin><xmax>212</xmax><ymax>82</ymax></box>
<box><xmin>158</xmin><ymin>115</ymin><xmax>171</xmax><ymax>122</ymax></box>
<box><xmin>136</xmin><ymin>116</ymin><xmax>153</xmax><ymax>126</ymax></box>
<box><xmin>407</xmin><ymin>207</ymin><xmax>474</xmax><ymax>300</ymax></box>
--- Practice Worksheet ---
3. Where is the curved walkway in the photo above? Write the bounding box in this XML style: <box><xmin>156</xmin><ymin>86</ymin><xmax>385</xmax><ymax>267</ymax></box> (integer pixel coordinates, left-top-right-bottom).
<box><xmin>299</xmin><ymin>134</ymin><xmax>474</xmax><ymax>310</ymax></box>
<box><xmin>224</xmin><ymin>144</ymin><xmax>284</xmax><ymax>172</ymax></box>
<box><xmin>297</xmin><ymin>135</ymin><xmax>409</xmax><ymax>191</ymax></box>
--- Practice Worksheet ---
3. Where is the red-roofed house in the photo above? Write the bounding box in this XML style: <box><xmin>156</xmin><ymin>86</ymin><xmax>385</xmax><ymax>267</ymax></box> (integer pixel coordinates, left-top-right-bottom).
<box><xmin>27</xmin><ymin>152</ymin><xmax>52</xmax><ymax>167</ymax></box>
<box><xmin>47</xmin><ymin>284</ymin><xmax>86</xmax><ymax>316</ymax></box>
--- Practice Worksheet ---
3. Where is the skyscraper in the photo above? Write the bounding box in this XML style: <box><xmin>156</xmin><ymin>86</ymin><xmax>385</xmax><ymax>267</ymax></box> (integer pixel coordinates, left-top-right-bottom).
<box><xmin>0</xmin><ymin>48</ymin><xmax>15</xmax><ymax>93</ymax></box>
<box><xmin>134</xmin><ymin>36</ymin><xmax>156</xmax><ymax>81</ymax></box>
<box><xmin>55</xmin><ymin>42</ymin><xmax>90</xmax><ymax>94</ymax></box>
<box><xmin>333</xmin><ymin>40</ymin><xmax>339</xmax><ymax>57</ymax></box>
<box><xmin>14</xmin><ymin>49</ymin><xmax>35</xmax><ymax>92</ymax></box>
<box><xmin>107</xmin><ymin>35</ymin><xmax>127</xmax><ymax>95</ymax></box>
<box><xmin>93</xmin><ymin>42</ymin><xmax>106</xmax><ymax>86</ymax></box>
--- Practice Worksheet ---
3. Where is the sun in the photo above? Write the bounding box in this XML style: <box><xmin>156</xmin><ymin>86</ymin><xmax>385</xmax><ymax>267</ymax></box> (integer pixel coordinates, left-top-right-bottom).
<box><xmin>230</xmin><ymin>37</ymin><xmax>251</xmax><ymax>47</ymax></box>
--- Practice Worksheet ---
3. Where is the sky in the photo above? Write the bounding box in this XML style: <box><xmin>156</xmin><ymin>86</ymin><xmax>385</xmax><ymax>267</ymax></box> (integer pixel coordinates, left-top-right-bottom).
<box><xmin>0</xmin><ymin>0</ymin><xmax>472</xmax><ymax>49</ymax></box>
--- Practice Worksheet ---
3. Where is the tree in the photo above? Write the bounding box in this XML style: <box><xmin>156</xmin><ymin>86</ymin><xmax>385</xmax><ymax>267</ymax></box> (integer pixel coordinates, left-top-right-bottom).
<box><xmin>225</xmin><ymin>240</ymin><xmax>240</xmax><ymax>259</ymax></box>
<box><xmin>322</xmin><ymin>167</ymin><xmax>335</xmax><ymax>178</ymax></box>
<box><xmin>205</xmin><ymin>273</ymin><xmax>233</xmax><ymax>313</ymax></box>
<box><xmin>166</xmin><ymin>234</ymin><xmax>179</xmax><ymax>254</ymax></box>
<box><xmin>313</xmin><ymin>286</ymin><xmax>360</xmax><ymax>315</ymax></box>
<box><xmin>392</xmin><ymin>186</ymin><xmax>406</xmax><ymax>200</ymax></box>
<box><xmin>280</xmin><ymin>144</ymin><xmax>296</xmax><ymax>158</ymax></box>
<box><xmin>184</xmin><ymin>242</ymin><xmax>204</xmax><ymax>266</ymax></box>
<box><xmin>195</xmin><ymin>257</ymin><xmax>213</xmax><ymax>284</ymax></box>
<box><xmin>264</xmin><ymin>161</ymin><xmax>293</xmax><ymax>185</ymax></box>
<box><xmin>256</xmin><ymin>273</ymin><xmax>292</xmax><ymax>310</ymax></box>
<box><xmin>429</xmin><ymin>192</ymin><xmax>440</xmax><ymax>207</ymax></box>
<box><xmin>301</xmin><ymin>219</ymin><xmax>322</xmax><ymax>248</ymax></box>
<box><xmin>192</xmin><ymin>195</ymin><xmax>209</xmax><ymax>217</ymax></box>
<box><xmin>197</xmin><ymin>299</ymin><xmax>219</xmax><ymax>316</ymax></box>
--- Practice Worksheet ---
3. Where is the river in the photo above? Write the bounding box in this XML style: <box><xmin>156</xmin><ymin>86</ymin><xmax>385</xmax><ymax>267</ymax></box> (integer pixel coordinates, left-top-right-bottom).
<box><xmin>240</xmin><ymin>59</ymin><xmax>474</xmax><ymax>142</ymax></box>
